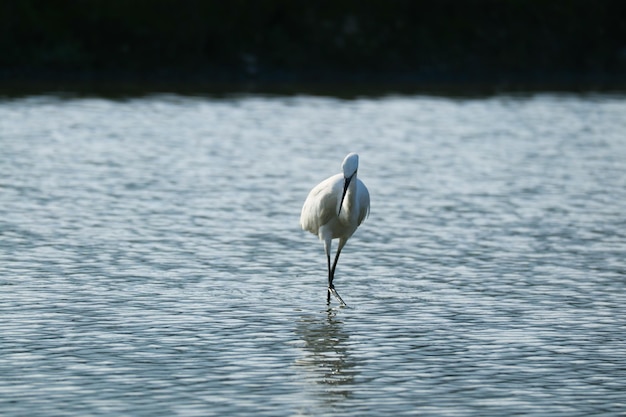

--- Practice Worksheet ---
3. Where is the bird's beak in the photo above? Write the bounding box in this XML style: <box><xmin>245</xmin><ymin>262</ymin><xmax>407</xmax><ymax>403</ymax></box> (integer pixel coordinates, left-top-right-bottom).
<box><xmin>338</xmin><ymin>175</ymin><xmax>352</xmax><ymax>216</ymax></box>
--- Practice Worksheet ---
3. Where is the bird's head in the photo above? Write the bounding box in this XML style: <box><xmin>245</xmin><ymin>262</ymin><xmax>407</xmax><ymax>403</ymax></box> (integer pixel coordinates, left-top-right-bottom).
<box><xmin>341</xmin><ymin>153</ymin><xmax>359</xmax><ymax>179</ymax></box>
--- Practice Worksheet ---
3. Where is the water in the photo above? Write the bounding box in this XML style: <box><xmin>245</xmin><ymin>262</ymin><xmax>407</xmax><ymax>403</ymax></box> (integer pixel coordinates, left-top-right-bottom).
<box><xmin>1</xmin><ymin>93</ymin><xmax>625</xmax><ymax>416</ymax></box>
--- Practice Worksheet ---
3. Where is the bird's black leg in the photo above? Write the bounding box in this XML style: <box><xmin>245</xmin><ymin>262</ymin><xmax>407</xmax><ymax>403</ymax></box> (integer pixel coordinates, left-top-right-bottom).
<box><xmin>326</xmin><ymin>251</ymin><xmax>332</xmax><ymax>304</ymax></box>
<box><xmin>328</xmin><ymin>246</ymin><xmax>347</xmax><ymax>306</ymax></box>
<box><xmin>329</xmin><ymin>246</ymin><xmax>343</xmax><ymax>288</ymax></box>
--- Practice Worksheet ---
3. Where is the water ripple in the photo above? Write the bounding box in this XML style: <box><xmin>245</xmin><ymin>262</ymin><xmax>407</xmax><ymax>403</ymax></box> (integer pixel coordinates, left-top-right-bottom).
<box><xmin>1</xmin><ymin>93</ymin><xmax>625</xmax><ymax>416</ymax></box>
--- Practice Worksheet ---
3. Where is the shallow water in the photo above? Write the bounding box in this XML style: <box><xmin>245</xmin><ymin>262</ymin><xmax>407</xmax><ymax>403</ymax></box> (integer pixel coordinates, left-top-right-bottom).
<box><xmin>1</xmin><ymin>93</ymin><xmax>625</xmax><ymax>416</ymax></box>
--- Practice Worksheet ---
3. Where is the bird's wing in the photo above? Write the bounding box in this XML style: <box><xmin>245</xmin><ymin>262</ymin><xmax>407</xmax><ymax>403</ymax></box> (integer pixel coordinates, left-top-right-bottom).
<box><xmin>356</xmin><ymin>179</ymin><xmax>370</xmax><ymax>226</ymax></box>
<box><xmin>300</xmin><ymin>174</ymin><xmax>342</xmax><ymax>234</ymax></box>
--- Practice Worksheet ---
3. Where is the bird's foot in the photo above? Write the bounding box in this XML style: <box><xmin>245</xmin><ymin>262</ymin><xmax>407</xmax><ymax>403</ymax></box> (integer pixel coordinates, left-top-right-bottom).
<box><xmin>328</xmin><ymin>286</ymin><xmax>347</xmax><ymax>307</ymax></box>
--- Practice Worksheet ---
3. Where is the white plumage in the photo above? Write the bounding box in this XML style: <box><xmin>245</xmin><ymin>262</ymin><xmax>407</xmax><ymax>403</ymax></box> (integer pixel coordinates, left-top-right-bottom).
<box><xmin>300</xmin><ymin>153</ymin><xmax>370</xmax><ymax>305</ymax></box>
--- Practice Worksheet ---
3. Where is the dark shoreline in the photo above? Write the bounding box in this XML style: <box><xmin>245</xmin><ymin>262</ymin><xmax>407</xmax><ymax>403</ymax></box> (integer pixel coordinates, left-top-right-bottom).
<box><xmin>2</xmin><ymin>70</ymin><xmax>625</xmax><ymax>98</ymax></box>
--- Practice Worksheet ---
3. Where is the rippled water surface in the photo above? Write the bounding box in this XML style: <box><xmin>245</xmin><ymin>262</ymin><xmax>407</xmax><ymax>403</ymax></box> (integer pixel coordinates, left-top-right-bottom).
<box><xmin>1</xmin><ymin>93</ymin><xmax>625</xmax><ymax>416</ymax></box>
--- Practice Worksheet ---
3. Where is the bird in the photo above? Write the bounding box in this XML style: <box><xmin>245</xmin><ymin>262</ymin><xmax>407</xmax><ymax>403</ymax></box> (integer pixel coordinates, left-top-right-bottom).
<box><xmin>300</xmin><ymin>152</ymin><xmax>370</xmax><ymax>305</ymax></box>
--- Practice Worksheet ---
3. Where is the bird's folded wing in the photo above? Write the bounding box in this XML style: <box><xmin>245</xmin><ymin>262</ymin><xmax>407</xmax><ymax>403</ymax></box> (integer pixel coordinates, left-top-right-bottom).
<box><xmin>357</xmin><ymin>179</ymin><xmax>370</xmax><ymax>226</ymax></box>
<box><xmin>300</xmin><ymin>176</ymin><xmax>341</xmax><ymax>234</ymax></box>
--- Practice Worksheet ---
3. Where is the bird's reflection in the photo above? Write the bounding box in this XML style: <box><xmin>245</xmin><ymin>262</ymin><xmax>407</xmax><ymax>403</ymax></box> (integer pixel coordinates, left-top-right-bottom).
<box><xmin>294</xmin><ymin>308</ymin><xmax>357</xmax><ymax>404</ymax></box>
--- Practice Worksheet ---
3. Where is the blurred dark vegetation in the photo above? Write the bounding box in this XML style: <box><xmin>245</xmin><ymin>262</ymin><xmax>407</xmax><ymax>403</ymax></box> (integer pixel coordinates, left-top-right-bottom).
<box><xmin>1</xmin><ymin>0</ymin><xmax>625</xmax><ymax>94</ymax></box>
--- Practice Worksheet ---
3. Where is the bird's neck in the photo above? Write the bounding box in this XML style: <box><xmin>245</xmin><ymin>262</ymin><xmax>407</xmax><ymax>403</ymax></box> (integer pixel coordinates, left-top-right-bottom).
<box><xmin>341</xmin><ymin>176</ymin><xmax>358</xmax><ymax>215</ymax></box>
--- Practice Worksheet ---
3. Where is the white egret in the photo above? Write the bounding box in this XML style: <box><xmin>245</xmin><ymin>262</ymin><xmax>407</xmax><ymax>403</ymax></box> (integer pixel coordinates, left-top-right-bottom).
<box><xmin>300</xmin><ymin>153</ymin><xmax>370</xmax><ymax>305</ymax></box>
